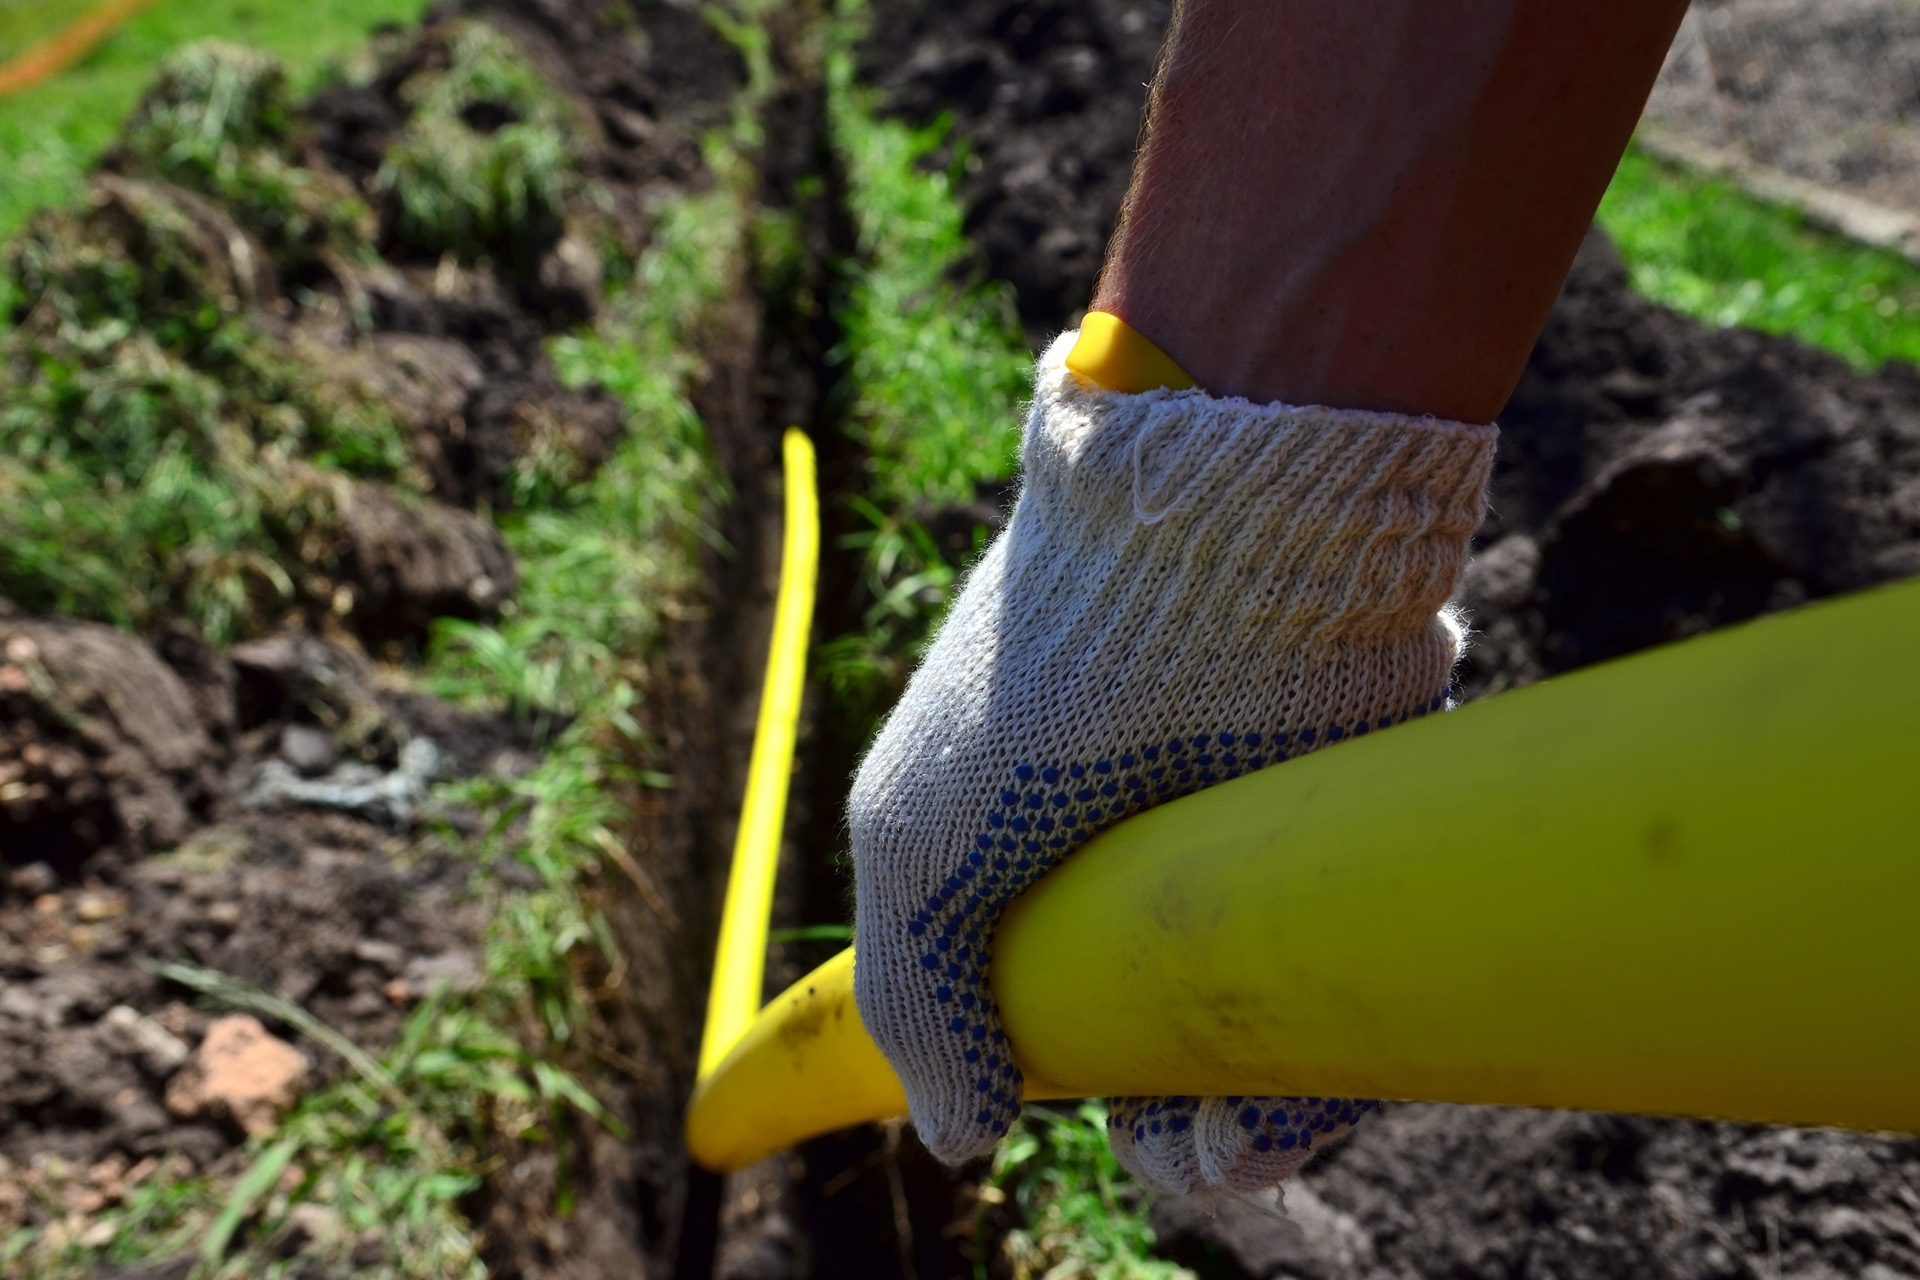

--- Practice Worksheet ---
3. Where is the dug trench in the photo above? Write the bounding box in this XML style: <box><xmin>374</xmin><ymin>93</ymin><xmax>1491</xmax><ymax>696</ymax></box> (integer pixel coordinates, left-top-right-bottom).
<box><xmin>0</xmin><ymin>0</ymin><xmax>984</xmax><ymax>1272</ymax></box>
<box><xmin>2</xmin><ymin>2</ymin><xmax>1919</xmax><ymax>1279</ymax></box>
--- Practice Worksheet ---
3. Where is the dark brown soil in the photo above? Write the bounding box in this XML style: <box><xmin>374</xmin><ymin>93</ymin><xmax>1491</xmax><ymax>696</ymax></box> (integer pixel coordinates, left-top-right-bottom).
<box><xmin>863</xmin><ymin>1</ymin><xmax>1920</xmax><ymax>1276</ymax></box>
<box><xmin>0</xmin><ymin>613</ymin><xmax>508</xmax><ymax>1188</ymax></box>
<box><xmin>0</xmin><ymin>3</ymin><xmax>783</xmax><ymax>1276</ymax></box>
<box><xmin>1469</xmin><ymin>227</ymin><xmax>1920</xmax><ymax>690</ymax></box>
<box><xmin>1154</xmin><ymin>1108</ymin><xmax>1920</xmax><ymax>1280</ymax></box>
<box><xmin>862</xmin><ymin>0</ymin><xmax>1171</xmax><ymax>346</ymax></box>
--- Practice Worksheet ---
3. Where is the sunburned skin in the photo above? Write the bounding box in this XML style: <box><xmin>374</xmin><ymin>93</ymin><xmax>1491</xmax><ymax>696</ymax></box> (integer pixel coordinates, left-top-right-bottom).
<box><xmin>1092</xmin><ymin>0</ymin><xmax>1691</xmax><ymax>423</ymax></box>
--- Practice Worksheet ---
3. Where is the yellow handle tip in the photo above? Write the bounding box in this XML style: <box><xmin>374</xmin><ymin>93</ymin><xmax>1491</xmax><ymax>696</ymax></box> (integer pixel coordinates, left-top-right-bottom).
<box><xmin>1066</xmin><ymin>311</ymin><xmax>1197</xmax><ymax>393</ymax></box>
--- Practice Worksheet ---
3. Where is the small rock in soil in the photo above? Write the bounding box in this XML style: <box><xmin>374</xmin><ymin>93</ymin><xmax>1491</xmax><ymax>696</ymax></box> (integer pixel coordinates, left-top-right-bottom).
<box><xmin>7</xmin><ymin>862</ymin><xmax>58</xmax><ymax>897</ymax></box>
<box><xmin>278</xmin><ymin>724</ymin><xmax>338</xmax><ymax>777</ymax></box>
<box><xmin>243</xmin><ymin>737</ymin><xmax>441</xmax><ymax>826</ymax></box>
<box><xmin>398</xmin><ymin>947</ymin><xmax>483</xmax><ymax>998</ymax></box>
<box><xmin>100</xmin><ymin>1006</ymin><xmax>191</xmax><ymax>1078</ymax></box>
<box><xmin>351</xmin><ymin>938</ymin><xmax>407</xmax><ymax>972</ymax></box>
<box><xmin>163</xmin><ymin>1013</ymin><xmax>308</xmax><ymax>1137</ymax></box>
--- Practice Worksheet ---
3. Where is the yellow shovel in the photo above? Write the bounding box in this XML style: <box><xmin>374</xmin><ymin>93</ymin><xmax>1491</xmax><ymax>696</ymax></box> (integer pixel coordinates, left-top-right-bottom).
<box><xmin>688</xmin><ymin>427</ymin><xmax>1920</xmax><ymax>1173</ymax></box>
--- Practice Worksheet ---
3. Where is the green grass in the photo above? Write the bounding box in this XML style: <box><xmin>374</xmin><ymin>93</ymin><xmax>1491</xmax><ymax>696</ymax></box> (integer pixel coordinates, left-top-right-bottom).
<box><xmin>817</xmin><ymin>3</ymin><xmax>1032</xmax><ymax>716</ymax></box>
<box><xmin>423</xmin><ymin>176</ymin><xmax>736</xmax><ymax>1052</ymax></box>
<box><xmin>119</xmin><ymin>39</ymin><xmax>376</xmax><ymax>268</ymax></box>
<box><xmin>828</xmin><ymin>50</ymin><xmax>1028</xmax><ymax>507</ymax></box>
<box><xmin>0</xmin><ymin>25</ymin><xmax>626</xmax><ymax>641</ymax></box>
<box><xmin>0</xmin><ymin>0</ymin><xmax>102</xmax><ymax>58</ymax></box>
<box><xmin>988</xmin><ymin>1103</ymin><xmax>1192</xmax><ymax>1280</ymax></box>
<box><xmin>378</xmin><ymin>21</ymin><xmax>580</xmax><ymax>272</ymax></box>
<box><xmin>37</xmin><ymin>9</ymin><xmax>1920</xmax><ymax>1279</ymax></box>
<box><xmin>1597</xmin><ymin>144</ymin><xmax>1920</xmax><ymax>369</ymax></box>
<box><xmin>0</xmin><ymin>0</ymin><xmax>428</xmax><ymax>240</ymax></box>
<box><xmin>8</xmin><ymin>165</ymin><xmax>741</xmax><ymax>1280</ymax></box>
<box><xmin>0</xmin><ymin>41</ymin><xmax>412</xmax><ymax>640</ymax></box>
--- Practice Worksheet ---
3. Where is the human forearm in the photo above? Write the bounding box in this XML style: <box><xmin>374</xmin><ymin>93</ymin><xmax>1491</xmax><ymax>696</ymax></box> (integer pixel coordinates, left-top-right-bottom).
<box><xmin>1092</xmin><ymin>0</ymin><xmax>1689</xmax><ymax>421</ymax></box>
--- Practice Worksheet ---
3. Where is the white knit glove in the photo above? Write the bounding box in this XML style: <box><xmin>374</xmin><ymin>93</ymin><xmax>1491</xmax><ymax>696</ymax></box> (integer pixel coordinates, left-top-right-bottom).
<box><xmin>850</xmin><ymin>331</ymin><xmax>1495</xmax><ymax>1192</ymax></box>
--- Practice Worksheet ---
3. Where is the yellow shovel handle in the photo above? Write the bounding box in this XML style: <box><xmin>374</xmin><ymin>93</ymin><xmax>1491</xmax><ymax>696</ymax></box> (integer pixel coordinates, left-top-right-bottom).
<box><xmin>689</xmin><ymin>577</ymin><xmax>1920</xmax><ymax>1172</ymax></box>
<box><xmin>695</xmin><ymin>428</ymin><xmax>819</xmax><ymax>1082</ymax></box>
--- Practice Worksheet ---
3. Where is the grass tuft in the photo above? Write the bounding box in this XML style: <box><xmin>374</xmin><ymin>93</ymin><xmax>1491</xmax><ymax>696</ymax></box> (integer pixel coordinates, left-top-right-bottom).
<box><xmin>818</xmin><ymin>2</ymin><xmax>1031</xmax><ymax>725</ymax></box>
<box><xmin>827</xmin><ymin>40</ymin><xmax>1028</xmax><ymax>507</ymax></box>
<box><xmin>0</xmin><ymin>167</ymin><xmax>408</xmax><ymax>639</ymax></box>
<box><xmin>1</xmin><ymin>88</ymin><xmax>743</xmax><ymax>1280</ymax></box>
<box><xmin>989</xmin><ymin>1103</ymin><xmax>1193</xmax><ymax>1280</ymax></box>
<box><xmin>118</xmin><ymin>41</ymin><xmax>374</xmax><ymax>266</ymax></box>
<box><xmin>1598</xmin><ymin>144</ymin><xmax>1920</xmax><ymax>370</ymax></box>
<box><xmin>0</xmin><ymin>0</ymin><xmax>429</xmax><ymax>245</ymax></box>
<box><xmin>378</xmin><ymin>21</ymin><xmax>580</xmax><ymax>272</ymax></box>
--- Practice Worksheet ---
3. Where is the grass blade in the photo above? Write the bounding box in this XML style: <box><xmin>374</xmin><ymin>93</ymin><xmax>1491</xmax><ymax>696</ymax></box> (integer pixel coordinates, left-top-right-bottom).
<box><xmin>199</xmin><ymin>1136</ymin><xmax>297</xmax><ymax>1269</ymax></box>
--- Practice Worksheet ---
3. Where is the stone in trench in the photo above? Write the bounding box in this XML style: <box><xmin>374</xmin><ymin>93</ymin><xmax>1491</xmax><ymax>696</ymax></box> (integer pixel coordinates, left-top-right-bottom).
<box><xmin>164</xmin><ymin>1013</ymin><xmax>308</xmax><ymax>1136</ymax></box>
<box><xmin>399</xmin><ymin>947</ymin><xmax>482</xmax><ymax>997</ymax></box>
<box><xmin>243</xmin><ymin>736</ymin><xmax>442</xmax><ymax>827</ymax></box>
<box><xmin>278</xmin><ymin>723</ymin><xmax>337</xmax><ymax>776</ymax></box>
<box><xmin>101</xmin><ymin>1004</ymin><xmax>191</xmax><ymax>1077</ymax></box>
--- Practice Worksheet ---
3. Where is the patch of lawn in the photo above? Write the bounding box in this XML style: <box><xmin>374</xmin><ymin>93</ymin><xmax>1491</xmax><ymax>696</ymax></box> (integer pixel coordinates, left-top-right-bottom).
<box><xmin>0</xmin><ymin>0</ymin><xmax>427</xmax><ymax>240</ymax></box>
<box><xmin>826</xmin><ymin>1</ymin><xmax>1028</xmax><ymax>509</ymax></box>
<box><xmin>0</xmin><ymin>41</ymin><xmax>412</xmax><ymax>641</ymax></box>
<box><xmin>817</xmin><ymin>2</ymin><xmax>1032</xmax><ymax>716</ymax></box>
<box><xmin>1597</xmin><ymin>144</ymin><xmax>1920</xmax><ymax>370</ymax></box>
<box><xmin>0</xmin><ymin>0</ymin><xmax>105</xmax><ymax>58</ymax></box>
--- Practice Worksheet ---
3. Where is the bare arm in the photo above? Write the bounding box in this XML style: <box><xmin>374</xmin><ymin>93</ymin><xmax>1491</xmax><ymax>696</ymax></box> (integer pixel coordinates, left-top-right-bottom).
<box><xmin>1091</xmin><ymin>0</ymin><xmax>1690</xmax><ymax>422</ymax></box>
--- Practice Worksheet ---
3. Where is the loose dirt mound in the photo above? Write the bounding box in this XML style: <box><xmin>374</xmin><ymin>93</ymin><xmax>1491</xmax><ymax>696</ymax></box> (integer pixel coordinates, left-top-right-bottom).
<box><xmin>865</xmin><ymin>0</ymin><xmax>1920</xmax><ymax>1275</ymax></box>
<box><xmin>1</xmin><ymin>618</ymin><xmax>222</xmax><ymax>870</ymax></box>
<box><xmin>1469</xmin><ymin>227</ymin><xmax>1920</xmax><ymax>690</ymax></box>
